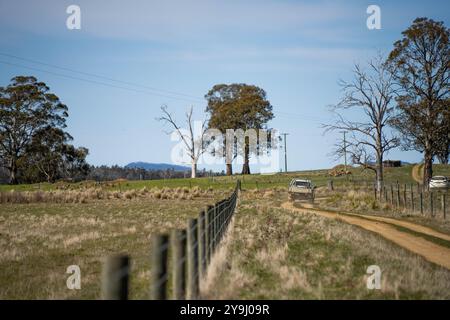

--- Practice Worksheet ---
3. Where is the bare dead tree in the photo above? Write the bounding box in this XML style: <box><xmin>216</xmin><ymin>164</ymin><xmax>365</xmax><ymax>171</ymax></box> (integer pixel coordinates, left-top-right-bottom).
<box><xmin>157</xmin><ymin>105</ymin><xmax>208</xmax><ymax>178</ymax></box>
<box><xmin>324</xmin><ymin>55</ymin><xmax>400</xmax><ymax>193</ymax></box>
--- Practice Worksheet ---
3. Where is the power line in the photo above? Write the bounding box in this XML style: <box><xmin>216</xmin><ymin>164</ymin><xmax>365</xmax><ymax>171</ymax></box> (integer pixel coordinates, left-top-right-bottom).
<box><xmin>0</xmin><ymin>52</ymin><xmax>204</xmax><ymax>102</ymax></box>
<box><xmin>0</xmin><ymin>53</ymin><xmax>334</xmax><ymax>124</ymax></box>
<box><xmin>0</xmin><ymin>60</ymin><xmax>204</xmax><ymax>103</ymax></box>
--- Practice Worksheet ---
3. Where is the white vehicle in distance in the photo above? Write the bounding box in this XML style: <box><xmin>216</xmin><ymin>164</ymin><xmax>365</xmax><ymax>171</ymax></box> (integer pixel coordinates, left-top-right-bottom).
<box><xmin>288</xmin><ymin>179</ymin><xmax>315</xmax><ymax>202</ymax></box>
<box><xmin>429</xmin><ymin>176</ymin><xmax>450</xmax><ymax>189</ymax></box>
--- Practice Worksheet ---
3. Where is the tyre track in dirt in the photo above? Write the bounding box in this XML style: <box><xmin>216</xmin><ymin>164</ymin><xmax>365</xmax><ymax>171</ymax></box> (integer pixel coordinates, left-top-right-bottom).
<box><xmin>281</xmin><ymin>201</ymin><xmax>450</xmax><ymax>270</ymax></box>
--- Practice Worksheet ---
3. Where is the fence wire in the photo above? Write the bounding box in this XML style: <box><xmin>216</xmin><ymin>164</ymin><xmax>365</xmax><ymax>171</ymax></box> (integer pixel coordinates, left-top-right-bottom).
<box><xmin>102</xmin><ymin>180</ymin><xmax>241</xmax><ymax>300</ymax></box>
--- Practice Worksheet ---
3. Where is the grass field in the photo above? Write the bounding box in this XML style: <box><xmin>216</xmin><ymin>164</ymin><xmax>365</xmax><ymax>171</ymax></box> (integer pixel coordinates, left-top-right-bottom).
<box><xmin>1</xmin><ymin>164</ymin><xmax>449</xmax><ymax>299</ymax></box>
<box><xmin>1</xmin><ymin>164</ymin><xmax>449</xmax><ymax>194</ymax></box>
<box><xmin>0</xmin><ymin>189</ymin><xmax>221</xmax><ymax>299</ymax></box>
<box><xmin>202</xmin><ymin>190</ymin><xmax>450</xmax><ymax>299</ymax></box>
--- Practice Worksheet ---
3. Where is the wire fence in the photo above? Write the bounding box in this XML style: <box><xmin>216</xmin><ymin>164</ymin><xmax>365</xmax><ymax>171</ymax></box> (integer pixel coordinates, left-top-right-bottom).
<box><xmin>101</xmin><ymin>180</ymin><xmax>241</xmax><ymax>300</ymax></box>
<box><xmin>327</xmin><ymin>179</ymin><xmax>449</xmax><ymax>219</ymax></box>
<box><xmin>376</xmin><ymin>182</ymin><xmax>448</xmax><ymax>219</ymax></box>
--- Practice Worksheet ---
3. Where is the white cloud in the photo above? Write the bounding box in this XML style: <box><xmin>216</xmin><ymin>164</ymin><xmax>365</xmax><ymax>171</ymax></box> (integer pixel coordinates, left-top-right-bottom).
<box><xmin>0</xmin><ymin>0</ymin><xmax>359</xmax><ymax>42</ymax></box>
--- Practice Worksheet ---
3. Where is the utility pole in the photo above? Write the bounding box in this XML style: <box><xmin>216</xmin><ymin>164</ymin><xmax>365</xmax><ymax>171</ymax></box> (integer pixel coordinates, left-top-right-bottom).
<box><xmin>282</xmin><ymin>133</ymin><xmax>289</xmax><ymax>173</ymax></box>
<box><xmin>342</xmin><ymin>131</ymin><xmax>347</xmax><ymax>172</ymax></box>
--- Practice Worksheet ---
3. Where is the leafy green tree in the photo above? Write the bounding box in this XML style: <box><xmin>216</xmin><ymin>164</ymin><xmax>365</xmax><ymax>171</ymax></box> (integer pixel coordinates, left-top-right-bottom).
<box><xmin>387</xmin><ymin>18</ymin><xmax>449</xmax><ymax>186</ymax></box>
<box><xmin>435</xmin><ymin>99</ymin><xmax>450</xmax><ymax>164</ymax></box>
<box><xmin>24</xmin><ymin>127</ymin><xmax>89</xmax><ymax>182</ymax></box>
<box><xmin>61</xmin><ymin>145</ymin><xmax>90</xmax><ymax>181</ymax></box>
<box><xmin>205</xmin><ymin>84</ymin><xmax>274</xmax><ymax>175</ymax></box>
<box><xmin>25</xmin><ymin>127</ymin><xmax>70</xmax><ymax>182</ymax></box>
<box><xmin>0</xmin><ymin>76</ymin><xmax>88</xmax><ymax>184</ymax></box>
<box><xmin>0</xmin><ymin>76</ymin><xmax>68</xmax><ymax>183</ymax></box>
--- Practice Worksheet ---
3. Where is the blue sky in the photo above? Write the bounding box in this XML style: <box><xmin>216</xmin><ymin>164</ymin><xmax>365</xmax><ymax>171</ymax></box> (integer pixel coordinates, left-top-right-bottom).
<box><xmin>0</xmin><ymin>0</ymin><xmax>449</xmax><ymax>171</ymax></box>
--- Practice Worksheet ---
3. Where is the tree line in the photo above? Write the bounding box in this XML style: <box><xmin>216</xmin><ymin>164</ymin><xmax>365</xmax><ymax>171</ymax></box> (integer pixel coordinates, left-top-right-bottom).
<box><xmin>1</xmin><ymin>18</ymin><xmax>448</xmax><ymax>185</ymax></box>
<box><xmin>86</xmin><ymin>165</ymin><xmax>221</xmax><ymax>182</ymax></box>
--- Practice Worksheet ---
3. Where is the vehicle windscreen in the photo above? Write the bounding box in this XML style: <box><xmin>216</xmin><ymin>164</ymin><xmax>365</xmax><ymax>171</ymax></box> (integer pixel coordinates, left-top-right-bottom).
<box><xmin>295</xmin><ymin>181</ymin><xmax>310</xmax><ymax>187</ymax></box>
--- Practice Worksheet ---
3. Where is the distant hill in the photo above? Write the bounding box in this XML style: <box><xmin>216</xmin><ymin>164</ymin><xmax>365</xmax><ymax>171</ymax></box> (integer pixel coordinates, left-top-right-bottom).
<box><xmin>125</xmin><ymin>162</ymin><xmax>190</xmax><ymax>172</ymax></box>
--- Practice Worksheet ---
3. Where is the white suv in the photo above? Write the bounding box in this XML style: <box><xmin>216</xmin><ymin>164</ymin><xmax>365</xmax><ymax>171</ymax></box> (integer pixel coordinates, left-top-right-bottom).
<box><xmin>429</xmin><ymin>176</ymin><xmax>449</xmax><ymax>189</ymax></box>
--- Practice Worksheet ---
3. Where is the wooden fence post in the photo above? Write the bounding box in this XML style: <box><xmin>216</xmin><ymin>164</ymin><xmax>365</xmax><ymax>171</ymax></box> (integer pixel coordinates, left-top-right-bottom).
<box><xmin>218</xmin><ymin>201</ymin><xmax>224</xmax><ymax>241</ymax></box>
<box><xmin>187</xmin><ymin>218</ymin><xmax>198</xmax><ymax>299</ymax></box>
<box><xmin>328</xmin><ymin>180</ymin><xmax>334</xmax><ymax>191</ymax></box>
<box><xmin>443</xmin><ymin>194</ymin><xmax>447</xmax><ymax>220</ymax></box>
<box><xmin>212</xmin><ymin>204</ymin><xmax>218</xmax><ymax>253</ymax></box>
<box><xmin>390</xmin><ymin>184</ymin><xmax>394</xmax><ymax>206</ymax></box>
<box><xmin>102</xmin><ymin>255</ymin><xmax>129</xmax><ymax>300</ymax></box>
<box><xmin>205</xmin><ymin>205</ymin><xmax>213</xmax><ymax>265</ymax></box>
<box><xmin>410</xmin><ymin>184</ymin><xmax>414</xmax><ymax>212</ymax></box>
<box><xmin>430</xmin><ymin>192</ymin><xmax>434</xmax><ymax>217</ymax></box>
<box><xmin>420</xmin><ymin>192</ymin><xmax>423</xmax><ymax>215</ymax></box>
<box><xmin>218</xmin><ymin>200</ymin><xmax>223</xmax><ymax>242</ymax></box>
<box><xmin>171</xmin><ymin>229</ymin><xmax>186</xmax><ymax>300</ymax></box>
<box><xmin>403</xmin><ymin>184</ymin><xmax>407</xmax><ymax>208</ymax></box>
<box><xmin>198</xmin><ymin>211</ymin><xmax>206</xmax><ymax>280</ymax></box>
<box><xmin>150</xmin><ymin>234</ymin><xmax>169</xmax><ymax>300</ymax></box>
<box><xmin>208</xmin><ymin>206</ymin><xmax>214</xmax><ymax>260</ymax></box>
<box><xmin>396</xmin><ymin>185</ymin><xmax>400</xmax><ymax>208</ymax></box>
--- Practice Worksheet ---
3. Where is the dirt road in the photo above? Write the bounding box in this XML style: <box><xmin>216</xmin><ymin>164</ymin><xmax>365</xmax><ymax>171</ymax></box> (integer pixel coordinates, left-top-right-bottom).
<box><xmin>281</xmin><ymin>201</ymin><xmax>450</xmax><ymax>270</ymax></box>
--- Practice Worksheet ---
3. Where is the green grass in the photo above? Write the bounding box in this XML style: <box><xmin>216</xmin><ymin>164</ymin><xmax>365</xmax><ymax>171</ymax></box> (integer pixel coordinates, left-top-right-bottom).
<box><xmin>2</xmin><ymin>164</ymin><xmax>448</xmax><ymax>193</ymax></box>
<box><xmin>0</xmin><ymin>194</ymin><xmax>221</xmax><ymax>299</ymax></box>
<box><xmin>1</xmin><ymin>164</ymin><xmax>449</xmax><ymax>299</ymax></box>
<box><xmin>201</xmin><ymin>191</ymin><xmax>450</xmax><ymax>299</ymax></box>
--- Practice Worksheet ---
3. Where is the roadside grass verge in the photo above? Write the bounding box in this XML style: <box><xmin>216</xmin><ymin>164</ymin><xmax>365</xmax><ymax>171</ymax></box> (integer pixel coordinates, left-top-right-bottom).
<box><xmin>320</xmin><ymin>188</ymin><xmax>450</xmax><ymax>235</ymax></box>
<box><xmin>202</xmin><ymin>191</ymin><xmax>450</xmax><ymax>299</ymax></box>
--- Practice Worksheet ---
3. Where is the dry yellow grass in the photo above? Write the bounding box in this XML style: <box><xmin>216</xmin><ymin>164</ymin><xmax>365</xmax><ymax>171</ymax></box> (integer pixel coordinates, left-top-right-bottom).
<box><xmin>0</xmin><ymin>192</ymin><xmax>222</xmax><ymax>299</ymax></box>
<box><xmin>202</xmin><ymin>190</ymin><xmax>450</xmax><ymax>299</ymax></box>
<box><xmin>0</xmin><ymin>186</ymin><xmax>218</xmax><ymax>204</ymax></box>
